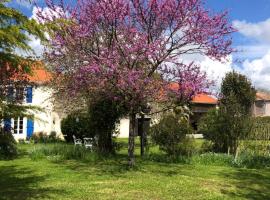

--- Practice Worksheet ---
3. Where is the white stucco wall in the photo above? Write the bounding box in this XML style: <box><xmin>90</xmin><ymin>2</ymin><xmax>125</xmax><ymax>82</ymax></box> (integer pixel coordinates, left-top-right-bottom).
<box><xmin>10</xmin><ymin>85</ymin><xmax>63</xmax><ymax>140</ymax></box>
<box><xmin>117</xmin><ymin>118</ymin><xmax>130</xmax><ymax>138</ymax></box>
<box><xmin>30</xmin><ymin>85</ymin><xmax>62</xmax><ymax>137</ymax></box>
<box><xmin>264</xmin><ymin>102</ymin><xmax>270</xmax><ymax>116</ymax></box>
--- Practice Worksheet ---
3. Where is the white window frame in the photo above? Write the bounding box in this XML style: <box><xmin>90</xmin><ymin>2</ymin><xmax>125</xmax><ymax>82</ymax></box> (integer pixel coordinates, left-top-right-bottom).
<box><xmin>12</xmin><ymin>117</ymin><xmax>24</xmax><ymax>135</ymax></box>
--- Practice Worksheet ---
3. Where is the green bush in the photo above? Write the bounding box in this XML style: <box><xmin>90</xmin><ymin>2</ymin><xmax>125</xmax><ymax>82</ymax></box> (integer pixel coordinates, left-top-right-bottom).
<box><xmin>192</xmin><ymin>153</ymin><xmax>234</xmax><ymax>166</ymax></box>
<box><xmin>198</xmin><ymin>108</ymin><xmax>252</xmax><ymax>155</ymax></box>
<box><xmin>150</xmin><ymin>114</ymin><xmax>195</xmax><ymax>157</ymax></box>
<box><xmin>198</xmin><ymin>109</ymin><xmax>227</xmax><ymax>152</ymax></box>
<box><xmin>61</xmin><ymin>112</ymin><xmax>93</xmax><ymax>143</ymax></box>
<box><xmin>31</xmin><ymin>131</ymin><xmax>62</xmax><ymax>143</ymax></box>
<box><xmin>0</xmin><ymin>130</ymin><xmax>17</xmax><ymax>159</ymax></box>
<box><xmin>199</xmin><ymin>71</ymin><xmax>255</xmax><ymax>157</ymax></box>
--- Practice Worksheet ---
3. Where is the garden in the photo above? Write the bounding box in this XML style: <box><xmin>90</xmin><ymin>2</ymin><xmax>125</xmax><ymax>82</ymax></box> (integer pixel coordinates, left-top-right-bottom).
<box><xmin>1</xmin><ymin>0</ymin><xmax>270</xmax><ymax>199</ymax></box>
<box><xmin>0</xmin><ymin>138</ymin><xmax>270</xmax><ymax>200</ymax></box>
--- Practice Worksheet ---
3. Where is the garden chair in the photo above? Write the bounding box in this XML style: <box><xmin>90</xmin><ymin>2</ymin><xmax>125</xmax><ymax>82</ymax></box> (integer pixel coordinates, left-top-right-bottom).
<box><xmin>83</xmin><ymin>137</ymin><xmax>93</xmax><ymax>150</ymax></box>
<box><xmin>73</xmin><ymin>135</ymin><xmax>82</xmax><ymax>146</ymax></box>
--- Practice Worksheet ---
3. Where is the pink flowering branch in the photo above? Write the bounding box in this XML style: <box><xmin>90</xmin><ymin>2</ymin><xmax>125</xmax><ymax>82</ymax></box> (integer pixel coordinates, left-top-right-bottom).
<box><xmin>36</xmin><ymin>0</ymin><xmax>235</xmax><ymax>166</ymax></box>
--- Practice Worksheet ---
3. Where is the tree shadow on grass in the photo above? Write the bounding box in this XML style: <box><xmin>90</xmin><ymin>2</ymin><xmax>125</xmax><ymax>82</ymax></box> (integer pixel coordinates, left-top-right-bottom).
<box><xmin>0</xmin><ymin>165</ymin><xmax>66</xmax><ymax>200</ymax></box>
<box><xmin>221</xmin><ymin>168</ymin><xmax>270</xmax><ymax>200</ymax></box>
<box><xmin>61</xmin><ymin>153</ymin><xmax>132</xmax><ymax>178</ymax></box>
<box><xmin>60</xmin><ymin>152</ymin><xmax>189</xmax><ymax>178</ymax></box>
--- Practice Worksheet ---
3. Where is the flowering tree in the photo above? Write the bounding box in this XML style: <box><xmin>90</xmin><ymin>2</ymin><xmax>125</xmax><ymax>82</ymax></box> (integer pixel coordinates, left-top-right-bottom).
<box><xmin>37</xmin><ymin>0</ymin><xmax>234</xmax><ymax>166</ymax></box>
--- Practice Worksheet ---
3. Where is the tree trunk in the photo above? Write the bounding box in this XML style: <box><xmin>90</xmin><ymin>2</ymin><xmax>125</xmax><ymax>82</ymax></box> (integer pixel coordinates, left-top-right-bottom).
<box><xmin>234</xmin><ymin>146</ymin><xmax>239</xmax><ymax>162</ymax></box>
<box><xmin>233</xmin><ymin>140</ymin><xmax>239</xmax><ymax>161</ymax></box>
<box><xmin>128</xmin><ymin>113</ymin><xmax>136</xmax><ymax>168</ymax></box>
<box><xmin>227</xmin><ymin>146</ymin><xmax>230</xmax><ymax>155</ymax></box>
<box><xmin>97</xmin><ymin>130</ymin><xmax>113</xmax><ymax>154</ymax></box>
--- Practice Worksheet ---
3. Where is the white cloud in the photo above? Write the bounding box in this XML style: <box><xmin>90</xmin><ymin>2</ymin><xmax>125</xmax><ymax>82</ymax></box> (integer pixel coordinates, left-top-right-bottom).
<box><xmin>27</xmin><ymin>34</ymin><xmax>44</xmax><ymax>57</ymax></box>
<box><xmin>14</xmin><ymin>33</ymin><xmax>44</xmax><ymax>58</ymax></box>
<box><xmin>231</xmin><ymin>18</ymin><xmax>270</xmax><ymax>90</ymax></box>
<box><xmin>233</xmin><ymin>19</ymin><xmax>270</xmax><ymax>43</ymax></box>
<box><xmin>240</xmin><ymin>51</ymin><xmax>270</xmax><ymax>90</ymax></box>
<box><xmin>200</xmin><ymin>56</ymin><xmax>233</xmax><ymax>88</ymax></box>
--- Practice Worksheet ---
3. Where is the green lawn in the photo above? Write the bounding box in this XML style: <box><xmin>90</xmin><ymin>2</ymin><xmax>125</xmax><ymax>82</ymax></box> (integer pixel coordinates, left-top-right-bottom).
<box><xmin>0</xmin><ymin>142</ymin><xmax>269</xmax><ymax>200</ymax></box>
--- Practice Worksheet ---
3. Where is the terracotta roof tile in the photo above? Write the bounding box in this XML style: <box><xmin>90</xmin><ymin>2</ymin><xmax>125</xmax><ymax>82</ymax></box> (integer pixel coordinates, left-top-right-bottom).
<box><xmin>191</xmin><ymin>94</ymin><xmax>218</xmax><ymax>104</ymax></box>
<box><xmin>256</xmin><ymin>92</ymin><xmax>270</xmax><ymax>101</ymax></box>
<box><xmin>168</xmin><ymin>82</ymin><xmax>217</xmax><ymax>104</ymax></box>
<box><xmin>21</xmin><ymin>61</ymin><xmax>52</xmax><ymax>83</ymax></box>
<box><xmin>27</xmin><ymin>68</ymin><xmax>52</xmax><ymax>83</ymax></box>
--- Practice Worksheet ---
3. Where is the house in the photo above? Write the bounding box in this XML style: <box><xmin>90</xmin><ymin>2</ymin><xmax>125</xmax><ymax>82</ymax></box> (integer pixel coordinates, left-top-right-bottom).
<box><xmin>2</xmin><ymin>63</ymin><xmax>63</xmax><ymax>141</ymax></box>
<box><xmin>117</xmin><ymin>93</ymin><xmax>218</xmax><ymax>137</ymax></box>
<box><xmin>3</xmin><ymin>63</ymin><xmax>218</xmax><ymax>140</ymax></box>
<box><xmin>190</xmin><ymin>94</ymin><xmax>218</xmax><ymax>130</ymax></box>
<box><xmin>252</xmin><ymin>91</ymin><xmax>270</xmax><ymax>117</ymax></box>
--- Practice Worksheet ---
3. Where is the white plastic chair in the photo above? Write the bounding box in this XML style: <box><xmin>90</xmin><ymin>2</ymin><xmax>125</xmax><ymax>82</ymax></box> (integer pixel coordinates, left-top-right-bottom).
<box><xmin>73</xmin><ymin>135</ymin><xmax>82</xmax><ymax>146</ymax></box>
<box><xmin>83</xmin><ymin>137</ymin><xmax>93</xmax><ymax>150</ymax></box>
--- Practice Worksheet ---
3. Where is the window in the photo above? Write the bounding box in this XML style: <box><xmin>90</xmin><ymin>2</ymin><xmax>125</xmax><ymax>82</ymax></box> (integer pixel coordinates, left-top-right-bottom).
<box><xmin>13</xmin><ymin>117</ymin><xmax>24</xmax><ymax>134</ymax></box>
<box><xmin>3</xmin><ymin>85</ymin><xmax>33</xmax><ymax>103</ymax></box>
<box><xmin>15</xmin><ymin>87</ymin><xmax>25</xmax><ymax>102</ymax></box>
<box><xmin>5</xmin><ymin>86</ymin><xmax>25</xmax><ymax>102</ymax></box>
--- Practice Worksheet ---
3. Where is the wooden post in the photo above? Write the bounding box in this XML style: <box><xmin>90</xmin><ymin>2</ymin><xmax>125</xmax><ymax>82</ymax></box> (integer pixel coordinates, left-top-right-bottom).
<box><xmin>140</xmin><ymin>113</ymin><xmax>145</xmax><ymax>156</ymax></box>
<box><xmin>128</xmin><ymin>113</ymin><xmax>136</xmax><ymax>167</ymax></box>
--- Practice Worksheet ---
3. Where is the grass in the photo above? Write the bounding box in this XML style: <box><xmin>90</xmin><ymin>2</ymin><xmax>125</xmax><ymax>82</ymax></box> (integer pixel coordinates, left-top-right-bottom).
<box><xmin>0</xmin><ymin>140</ymin><xmax>270</xmax><ymax>200</ymax></box>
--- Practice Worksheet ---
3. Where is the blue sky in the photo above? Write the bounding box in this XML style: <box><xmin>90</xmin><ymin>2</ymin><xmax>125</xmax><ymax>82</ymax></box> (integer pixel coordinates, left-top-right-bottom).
<box><xmin>8</xmin><ymin>0</ymin><xmax>270</xmax><ymax>58</ymax></box>
<box><xmin>6</xmin><ymin>0</ymin><xmax>270</xmax><ymax>89</ymax></box>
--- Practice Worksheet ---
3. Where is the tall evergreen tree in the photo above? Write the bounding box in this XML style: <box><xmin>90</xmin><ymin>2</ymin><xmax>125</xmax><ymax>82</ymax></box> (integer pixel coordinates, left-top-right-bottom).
<box><xmin>0</xmin><ymin>0</ymin><xmax>44</xmax><ymax>120</ymax></box>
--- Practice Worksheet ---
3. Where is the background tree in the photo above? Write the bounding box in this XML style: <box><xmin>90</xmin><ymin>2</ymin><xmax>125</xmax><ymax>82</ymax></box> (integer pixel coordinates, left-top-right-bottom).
<box><xmin>220</xmin><ymin>71</ymin><xmax>256</xmax><ymax>114</ymax></box>
<box><xmin>199</xmin><ymin>71</ymin><xmax>256</xmax><ymax>159</ymax></box>
<box><xmin>0</xmin><ymin>0</ymin><xmax>45</xmax><ymax>118</ymax></box>
<box><xmin>37</xmin><ymin>0</ymin><xmax>234</xmax><ymax>167</ymax></box>
<box><xmin>0</xmin><ymin>1</ymin><xmax>44</xmax><ymax>158</ymax></box>
<box><xmin>220</xmin><ymin>71</ymin><xmax>256</xmax><ymax>158</ymax></box>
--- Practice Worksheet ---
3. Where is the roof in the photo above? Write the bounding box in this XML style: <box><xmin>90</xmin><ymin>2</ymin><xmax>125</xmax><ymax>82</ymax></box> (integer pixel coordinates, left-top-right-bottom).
<box><xmin>256</xmin><ymin>91</ymin><xmax>270</xmax><ymax>101</ymax></box>
<box><xmin>191</xmin><ymin>94</ymin><xmax>218</xmax><ymax>104</ymax></box>
<box><xmin>168</xmin><ymin>82</ymin><xmax>217</xmax><ymax>105</ymax></box>
<box><xmin>4</xmin><ymin>61</ymin><xmax>52</xmax><ymax>84</ymax></box>
<box><xmin>27</xmin><ymin>65</ymin><xmax>52</xmax><ymax>83</ymax></box>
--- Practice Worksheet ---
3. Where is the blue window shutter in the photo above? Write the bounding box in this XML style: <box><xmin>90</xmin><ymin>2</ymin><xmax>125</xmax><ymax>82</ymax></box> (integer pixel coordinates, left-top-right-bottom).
<box><xmin>27</xmin><ymin>119</ymin><xmax>34</xmax><ymax>138</ymax></box>
<box><xmin>4</xmin><ymin>118</ymin><xmax>11</xmax><ymax>132</ymax></box>
<box><xmin>26</xmin><ymin>86</ymin><xmax>33</xmax><ymax>103</ymax></box>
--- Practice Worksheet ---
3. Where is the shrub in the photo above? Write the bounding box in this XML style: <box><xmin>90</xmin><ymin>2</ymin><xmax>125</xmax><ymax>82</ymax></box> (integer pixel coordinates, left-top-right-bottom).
<box><xmin>49</xmin><ymin>131</ymin><xmax>57</xmax><ymax>140</ymax></box>
<box><xmin>0</xmin><ymin>130</ymin><xmax>17</xmax><ymax>159</ymax></box>
<box><xmin>31</xmin><ymin>132</ymin><xmax>62</xmax><ymax>143</ymax></box>
<box><xmin>32</xmin><ymin>132</ymin><xmax>48</xmax><ymax>143</ymax></box>
<box><xmin>150</xmin><ymin>114</ymin><xmax>195</xmax><ymax>157</ymax></box>
<box><xmin>198</xmin><ymin>109</ymin><xmax>228</xmax><ymax>152</ymax></box>
<box><xmin>192</xmin><ymin>153</ymin><xmax>233</xmax><ymax>166</ymax></box>
<box><xmin>198</xmin><ymin>107</ymin><xmax>252</xmax><ymax>156</ymax></box>
<box><xmin>191</xmin><ymin>151</ymin><xmax>270</xmax><ymax>169</ymax></box>
<box><xmin>61</xmin><ymin>112</ymin><xmax>93</xmax><ymax>143</ymax></box>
